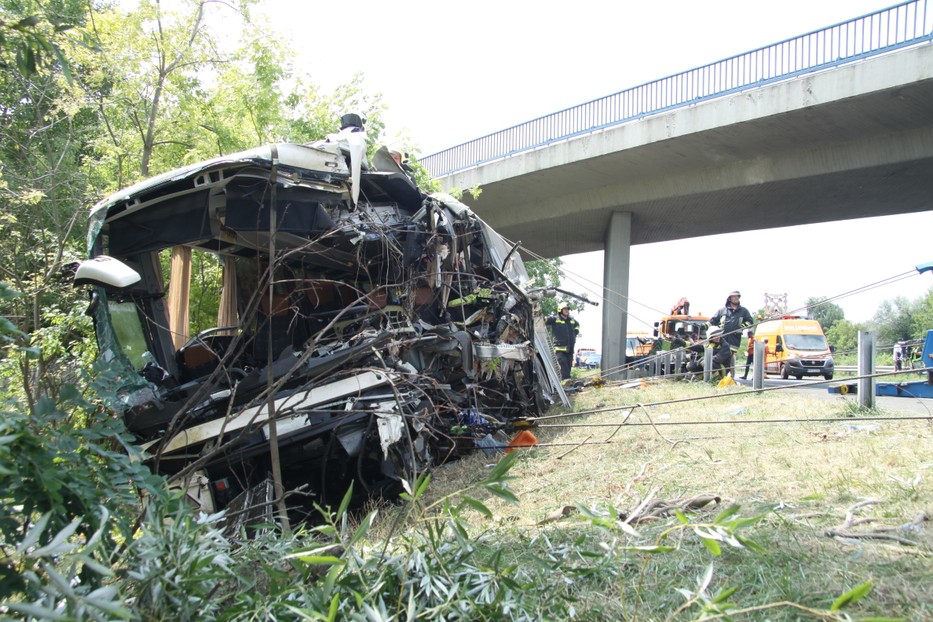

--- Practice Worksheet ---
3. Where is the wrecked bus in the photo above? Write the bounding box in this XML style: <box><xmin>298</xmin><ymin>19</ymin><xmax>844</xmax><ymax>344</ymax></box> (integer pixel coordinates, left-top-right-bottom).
<box><xmin>75</xmin><ymin>116</ymin><xmax>568</xmax><ymax>522</ymax></box>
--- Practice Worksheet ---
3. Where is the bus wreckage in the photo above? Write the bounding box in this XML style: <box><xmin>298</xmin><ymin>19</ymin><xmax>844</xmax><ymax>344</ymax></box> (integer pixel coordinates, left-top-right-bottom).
<box><xmin>76</xmin><ymin>115</ymin><xmax>568</xmax><ymax>523</ymax></box>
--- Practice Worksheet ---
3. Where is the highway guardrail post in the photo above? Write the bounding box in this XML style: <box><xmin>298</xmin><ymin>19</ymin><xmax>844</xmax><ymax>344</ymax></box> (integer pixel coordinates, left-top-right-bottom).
<box><xmin>753</xmin><ymin>339</ymin><xmax>765</xmax><ymax>390</ymax></box>
<box><xmin>858</xmin><ymin>330</ymin><xmax>876</xmax><ymax>409</ymax></box>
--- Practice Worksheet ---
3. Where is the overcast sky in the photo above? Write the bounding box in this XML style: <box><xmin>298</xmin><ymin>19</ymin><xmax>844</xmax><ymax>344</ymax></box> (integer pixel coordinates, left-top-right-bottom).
<box><xmin>257</xmin><ymin>0</ymin><xmax>933</xmax><ymax>349</ymax></box>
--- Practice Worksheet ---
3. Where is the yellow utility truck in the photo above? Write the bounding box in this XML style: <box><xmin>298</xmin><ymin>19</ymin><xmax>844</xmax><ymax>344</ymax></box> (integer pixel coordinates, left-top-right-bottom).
<box><xmin>755</xmin><ymin>316</ymin><xmax>834</xmax><ymax>380</ymax></box>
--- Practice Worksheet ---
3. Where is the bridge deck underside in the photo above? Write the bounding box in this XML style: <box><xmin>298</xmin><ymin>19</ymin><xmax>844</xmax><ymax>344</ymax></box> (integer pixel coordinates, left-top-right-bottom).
<box><xmin>449</xmin><ymin>59</ymin><xmax>933</xmax><ymax>258</ymax></box>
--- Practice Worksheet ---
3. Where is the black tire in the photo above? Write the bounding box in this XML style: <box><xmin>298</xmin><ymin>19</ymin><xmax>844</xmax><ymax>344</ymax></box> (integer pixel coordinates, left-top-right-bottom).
<box><xmin>795</xmin><ymin>374</ymin><xmax>803</xmax><ymax>380</ymax></box>
<box><xmin>780</xmin><ymin>364</ymin><xmax>789</xmax><ymax>380</ymax></box>
<box><xmin>823</xmin><ymin>373</ymin><xmax>834</xmax><ymax>380</ymax></box>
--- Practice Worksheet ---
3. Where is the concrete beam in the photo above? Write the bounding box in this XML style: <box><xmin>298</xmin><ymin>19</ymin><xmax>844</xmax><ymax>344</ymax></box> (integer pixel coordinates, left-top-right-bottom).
<box><xmin>441</xmin><ymin>45</ymin><xmax>933</xmax><ymax>259</ymax></box>
<box><xmin>602</xmin><ymin>212</ymin><xmax>631</xmax><ymax>378</ymax></box>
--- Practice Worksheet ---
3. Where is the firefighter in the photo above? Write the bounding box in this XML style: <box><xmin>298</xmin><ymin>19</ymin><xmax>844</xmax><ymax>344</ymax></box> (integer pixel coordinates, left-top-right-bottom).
<box><xmin>709</xmin><ymin>290</ymin><xmax>754</xmax><ymax>377</ymax></box>
<box><xmin>706</xmin><ymin>326</ymin><xmax>733</xmax><ymax>381</ymax></box>
<box><xmin>741</xmin><ymin>329</ymin><xmax>755</xmax><ymax>380</ymax></box>
<box><xmin>546</xmin><ymin>305</ymin><xmax>580</xmax><ymax>380</ymax></box>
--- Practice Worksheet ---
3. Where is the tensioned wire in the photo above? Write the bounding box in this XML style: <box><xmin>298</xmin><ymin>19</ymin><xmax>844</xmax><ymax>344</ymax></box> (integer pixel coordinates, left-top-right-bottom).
<box><xmin>531</xmin><ymin>367</ymin><xmax>933</xmax><ymax>423</ymax></box>
<box><xmin>465</xmin><ymin>367</ymin><xmax>933</xmax><ymax>452</ymax></box>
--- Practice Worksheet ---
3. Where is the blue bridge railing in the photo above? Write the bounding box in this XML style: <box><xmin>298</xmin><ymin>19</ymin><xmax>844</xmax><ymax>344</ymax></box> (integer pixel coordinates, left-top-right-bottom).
<box><xmin>421</xmin><ymin>0</ymin><xmax>932</xmax><ymax>178</ymax></box>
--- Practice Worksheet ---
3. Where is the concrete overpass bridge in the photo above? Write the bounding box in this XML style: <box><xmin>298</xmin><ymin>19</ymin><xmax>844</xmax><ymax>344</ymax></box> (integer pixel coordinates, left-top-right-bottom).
<box><xmin>420</xmin><ymin>0</ymin><xmax>933</xmax><ymax>375</ymax></box>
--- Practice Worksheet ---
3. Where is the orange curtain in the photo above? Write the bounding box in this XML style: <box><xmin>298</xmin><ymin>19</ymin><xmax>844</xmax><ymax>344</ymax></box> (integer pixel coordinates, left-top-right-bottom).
<box><xmin>166</xmin><ymin>246</ymin><xmax>191</xmax><ymax>349</ymax></box>
<box><xmin>217</xmin><ymin>256</ymin><xmax>239</xmax><ymax>330</ymax></box>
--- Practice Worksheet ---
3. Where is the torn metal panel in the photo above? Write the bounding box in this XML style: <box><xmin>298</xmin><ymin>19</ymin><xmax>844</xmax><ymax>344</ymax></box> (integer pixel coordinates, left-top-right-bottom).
<box><xmin>77</xmin><ymin>118</ymin><xmax>568</xmax><ymax>521</ymax></box>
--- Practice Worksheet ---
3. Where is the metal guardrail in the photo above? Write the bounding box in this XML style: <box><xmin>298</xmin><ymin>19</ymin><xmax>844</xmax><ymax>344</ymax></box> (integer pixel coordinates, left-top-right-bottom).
<box><xmin>421</xmin><ymin>0</ymin><xmax>933</xmax><ymax>178</ymax></box>
<box><xmin>836</xmin><ymin>366</ymin><xmax>895</xmax><ymax>373</ymax></box>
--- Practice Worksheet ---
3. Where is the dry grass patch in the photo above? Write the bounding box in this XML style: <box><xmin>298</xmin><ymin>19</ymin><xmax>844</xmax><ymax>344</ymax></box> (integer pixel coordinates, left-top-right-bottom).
<box><xmin>413</xmin><ymin>380</ymin><xmax>932</xmax><ymax>620</ymax></box>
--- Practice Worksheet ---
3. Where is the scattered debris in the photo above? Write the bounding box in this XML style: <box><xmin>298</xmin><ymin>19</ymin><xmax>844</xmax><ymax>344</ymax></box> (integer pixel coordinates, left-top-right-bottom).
<box><xmin>825</xmin><ymin>499</ymin><xmax>926</xmax><ymax>546</ymax></box>
<box><xmin>537</xmin><ymin>505</ymin><xmax>578</xmax><ymax>526</ymax></box>
<box><xmin>844</xmin><ymin>424</ymin><xmax>880</xmax><ymax>432</ymax></box>
<box><xmin>630</xmin><ymin>494</ymin><xmax>722</xmax><ymax>523</ymax></box>
<box><xmin>506</xmin><ymin>429</ymin><xmax>539</xmax><ymax>454</ymax></box>
<box><xmin>624</xmin><ymin>488</ymin><xmax>723</xmax><ymax>524</ymax></box>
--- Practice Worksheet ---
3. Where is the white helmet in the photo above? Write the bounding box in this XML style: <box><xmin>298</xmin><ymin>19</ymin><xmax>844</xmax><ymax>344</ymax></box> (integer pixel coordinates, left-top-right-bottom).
<box><xmin>707</xmin><ymin>326</ymin><xmax>723</xmax><ymax>339</ymax></box>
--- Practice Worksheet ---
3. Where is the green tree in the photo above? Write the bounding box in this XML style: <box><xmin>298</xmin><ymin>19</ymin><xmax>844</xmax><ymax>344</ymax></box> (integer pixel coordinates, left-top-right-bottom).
<box><xmin>0</xmin><ymin>0</ymin><xmax>89</xmax><ymax>79</ymax></box>
<box><xmin>0</xmin><ymin>1</ymin><xmax>103</xmax><ymax>398</ymax></box>
<box><xmin>525</xmin><ymin>257</ymin><xmax>588</xmax><ymax>317</ymax></box>
<box><xmin>824</xmin><ymin>318</ymin><xmax>861</xmax><ymax>354</ymax></box>
<box><xmin>805</xmin><ymin>296</ymin><xmax>845</xmax><ymax>332</ymax></box>
<box><xmin>870</xmin><ymin>296</ymin><xmax>914</xmax><ymax>346</ymax></box>
<box><xmin>909</xmin><ymin>286</ymin><xmax>933</xmax><ymax>338</ymax></box>
<box><xmin>80</xmin><ymin>0</ymin><xmax>246</xmax><ymax>188</ymax></box>
<box><xmin>282</xmin><ymin>72</ymin><xmax>386</xmax><ymax>146</ymax></box>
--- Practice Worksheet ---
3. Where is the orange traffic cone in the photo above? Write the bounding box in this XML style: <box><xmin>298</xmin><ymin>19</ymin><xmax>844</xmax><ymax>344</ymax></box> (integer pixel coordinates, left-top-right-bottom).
<box><xmin>505</xmin><ymin>429</ymin><xmax>539</xmax><ymax>454</ymax></box>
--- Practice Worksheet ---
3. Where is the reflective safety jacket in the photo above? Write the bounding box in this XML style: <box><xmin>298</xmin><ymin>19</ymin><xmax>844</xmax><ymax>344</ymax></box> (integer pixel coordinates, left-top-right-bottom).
<box><xmin>710</xmin><ymin>304</ymin><xmax>753</xmax><ymax>351</ymax></box>
<box><xmin>546</xmin><ymin>315</ymin><xmax>580</xmax><ymax>352</ymax></box>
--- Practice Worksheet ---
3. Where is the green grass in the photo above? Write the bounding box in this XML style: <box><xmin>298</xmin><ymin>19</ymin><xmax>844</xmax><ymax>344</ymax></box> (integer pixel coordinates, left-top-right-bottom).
<box><xmin>413</xmin><ymin>380</ymin><xmax>932</xmax><ymax>621</ymax></box>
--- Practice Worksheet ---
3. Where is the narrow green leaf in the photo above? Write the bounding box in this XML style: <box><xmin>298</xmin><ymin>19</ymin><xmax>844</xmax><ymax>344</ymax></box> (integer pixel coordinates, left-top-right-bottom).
<box><xmin>617</xmin><ymin>521</ymin><xmax>640</xmax><ymax>537</ymax></box>
<box><xmin>288</xmin><ymin>555</ymin><xmax>343</xmax><ymax>565</ymax></box>
<box><xmin>0</xmin><ymin>317</ymin><xmax>25</xmax><ymax>337</ymax></box>
<box><xmin>31</xmin><ymin>517</ymin><xmax>82</xmax><ymax>557</ymax></box>
<box><xmin>347</xmin><ymin>510</ymin><xmax>375</xmax><ymax>548</ymax></box>
<box><xmin>336</xmin><ymin>482</ymin><xmax>354</xmax><ymax>521</ymax></box>
<box><xmin>16</xmin><ymin>512</ymin><xmax>50</xmax><ymax>553</ymax></box>
<box><xmin>574</xmin><ymin>504</ymin><xmax>604</xmax><ymax>520</ymax></box>
<box><xmin>831</xmin><ymin>580</ymin><xmax>873</xmax><ymax>611</ymax></box>
<box><xmin>4</xmin><ymin>602</ymin><xmax>68</xmax><ymax>620</ymax></box>
<box><xmin>459</xmin><ymin>495</ymin><xmax>493</xmax><ymax>518</ymax></box>
<box><xmin>622</xmin><ymin>545</ymin><xmax>676</xmax><ymax>553</ymax></box>
<box><xmin>713</xmin><ymin>585</ymin><xmax>738</xmax><ymax>603</ymax></box>
<box><xmin>485</xmin><ymin>483</ymin><xmax>519</xmax><ymax>505</ymax></box>
<box><xmin>673</xmin><ymin>508</ymin><xmax>689</xmax><ymax>524</ymax></box>
<box><xmin>700</xmin><ymin>537</ymin><xmax>722</xmax><ymax>556</ymax></box>
<box><xmin>327</xmin><ymin>594</ymin><xmax>339</xmax><ymax>622</ymax></box>
<box><xmin>713</xmin><ymin>504</ymin><xmax>741</xmax><ymax>523</ymax></box>
<box><xmin>54</xmin><ymin>46</ymin><xmax>72</xmax><ymax>83</ymax></box>
<box><xmin>414</xmin><ymin>472</ymin><xmax>431</xmax><ymax>499</ymax></box>
<box><xmin>486</xmin><ymin>451</ymin><xmax>518</xmax><ymax>482</ymax></box>
<box><xmin>285</xmin><ymin>544</ymin><xmax>343</xmax><ymax>559</ymax></box>
<box><xmin>0</xmin><ymin>283</ymin><xmax>22</xmax><ymax>300</ymax></box>
<box><xmin>727</xmin><ymin>516</ymin><xmax>764</xmax><ymax>530</ymax></box>
<box><xmin>75</xmin><ymin>554</ymin><xmax>114</xmax><ymax>577</ymax></box>
<box><xmin>14</xmin><ymin>16</ymin><xmax>41</xmax><ymax>29</ymax></box>
<box><xmin>697</xmin><ymin>564</ymin><xmax>715</xmax><ymax>592</ymax></box>
<box><xmin>734</xmin><ymin>534</ymin><xmax>768</xmax><ymax>554</ymax></box>
<box><xmin>693</xmin><ymin>526</ymin><xmax>724</xmax><ymax>541</ymax></box>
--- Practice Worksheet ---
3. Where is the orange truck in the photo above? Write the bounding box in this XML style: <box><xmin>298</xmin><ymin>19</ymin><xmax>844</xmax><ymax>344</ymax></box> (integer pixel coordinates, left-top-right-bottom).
<box><xmin>652</xmin><ymin>298</ymin><xmax>710</xmax><ymax>374</ymax></box>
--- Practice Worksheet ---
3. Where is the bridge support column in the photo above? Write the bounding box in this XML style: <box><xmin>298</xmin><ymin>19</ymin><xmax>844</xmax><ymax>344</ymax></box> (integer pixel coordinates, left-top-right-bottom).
<box><xmin>601</xmin><ymin>212</ymin><xmax>631</xmax><ymax>379</ymax></box>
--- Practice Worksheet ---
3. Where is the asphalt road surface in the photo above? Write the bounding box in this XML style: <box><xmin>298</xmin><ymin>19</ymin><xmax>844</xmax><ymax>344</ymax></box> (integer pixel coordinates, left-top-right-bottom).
<box><xmin>735</xmin><ymin>376</ymin><xmax>933</xmax><ymax>417</ymax></box>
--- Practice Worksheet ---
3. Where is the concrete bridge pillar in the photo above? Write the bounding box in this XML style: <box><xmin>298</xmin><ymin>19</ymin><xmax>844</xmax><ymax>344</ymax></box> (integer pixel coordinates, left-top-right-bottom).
<box><xmin>602</xmin><ymin>212</ymin><xmax>631</xmax><ymax>378</ymax></box>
